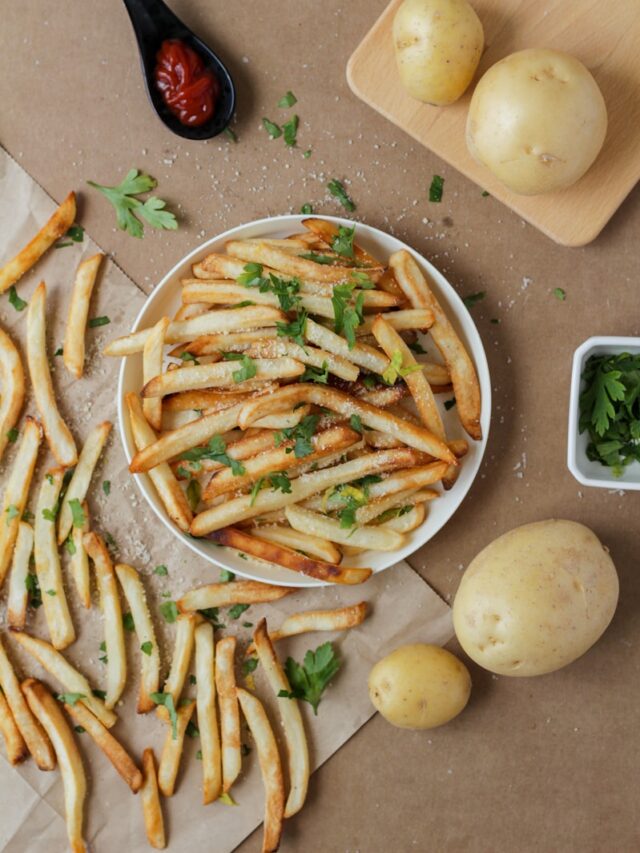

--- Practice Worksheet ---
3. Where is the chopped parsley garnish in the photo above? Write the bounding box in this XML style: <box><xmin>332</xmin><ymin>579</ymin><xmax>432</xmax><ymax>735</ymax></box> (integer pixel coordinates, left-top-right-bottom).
<box><xmin>300</xmin><ymin>361</ymin><xmax>329</xmax><ymax>384</ymax></box>
<box><xmin>74</xmin><ymin>726</ymin><xmax>86</xmax><ymax>734</ymax></box>
<box><xmin>222</xmin><ymin>352</ymin><xmax>258</xmax><ymax>383</ymax></box>
<box><xmin>553</xmin><ymin>287</ymin><xmax>566</xmax><ymax>301</ymax></box>
<box><xmin>331</xmin><ymin>225</ymin><xmax>355</xmax><ymax>259</ymax></box>
<box><xmin>278</xmin><ymin>642</ymin><xmax>340</xmax><ymax>715</ymax></box>
<box><xmin>99</xmin><ymin>641</ymin><xmax>108</xmax><ymax>664</ymax></box>
<box><xmin>69</xmin><ymin>499</ymin><xmax>85</xmax><ymax>529</ymax></box>
<box><xmin>238</xmin><ymin>267</ymin><xmax>302</xmax><ymax>312</ymax></box>
<box><xmin>250</xmin><ymin>471</ymin><xmax>292</xmax><ymax>505</ymax></box>
<box><xmin>326</xmin><ymin>475</ymin><xmax>381</xmax><ymax>528</ymax></box>
<box><xmin>262</xmin><ymin>118</ymin><xmax>282</xmax><ymax>139</ymax></box>
<box><xmin>88</xmin><ymin>316</ymin><xmax>110</xmax><ymax>328</ymax></box>
<box><xmin>22</xmin><ymin>509</ymin><xmax>34</xmax><ymax>522</ymax></box>
<box><xmin>375</xmin><ymin>505</ymin><xmax>413</xmax><ymax>524</ymax></box>
<box><xmin>102</xmin><ymin>480</ymin><xmax>111</xmax><ymax>496</ymax></box>
<box><xmin>198</xmin><ymin>607</ymin><xmax>225</xmax><ymax>629</ymax></box>
<box><xmin>429</xmin><ymin>175</ymin><xmax>444</xmax><ymax>203</ymax></box>
<box><xmin>54</xmin><ymin>224</ymin><xmax>85</xmax><ymax>248</ymax></box>
<box><xmin>92</xmin><ymin>689</ymin><xmax>107</xmax><ymax>700</ymax></box>
<box><xmin>275</xmin><ymin>414</ymin><xmax>319</xmax><ymax>458</ymax></box>
<box><xmin>186</xmin><ymin>479</ymin><xmax>201</xmax><ymax>511</ymax></box>
<box><xmin>153</xmin><ymin>564</ymin><xmax>168</xmax><ymax>577</ymax></box>
<box><xmin>185</xmin><ymin>721</ymin><xmax>199</xmax><ymax>739</ymax></box>
<box><xmin>6</xmin><ymin>427</ymin><xmax>19</xmax><ymax>443</ymax></box>
<box><xmin>87</xmin><ymin>170</ymin><xmax>178</xmax><ymax>238</ymax></box>
<box><xmin>408</xmin><ymin>340</ymin><xmax>427</xmax><ymax>355</ymax></box>
<box><xmin>57</xmin><ymin>692</ymin><xmax>86</xmax><ymax>706</ymax></box>
<box><xmin>242</xmin><ymin>657</ymin><xmax>259</xmax><ymax>676</ymax></box>
<box><xmin>228</xmin><ymin>603</ymin><xmax>250</xmax><ymax>620</ymax></box>
<box><xmin>276</xmin><ymin>309</ymin><xmax>307</xmax><ymax>348</ymax></box>
<box><xmin>46</xmin><ymin>589</ymin><xmax>56</xmax><ymax>597</ymax></box>
<box><xmin>181</xmin><ymin>351</ymin><xmax>199</xmax><ymax>364</ymax></box>
<box><xmin>327</xmin><ymin>179</ymin><xmax>356</xmax><ymax>212</ymax></box>
<box><xmin>64</xmin><ymin>537</ymin><xmax>76</xmax><ymax>556</ymax></box>
<box><xmin>189</xmin><ymin>675</ymin><xmax>197</xmax><ymax>685</ymax></box>
<box><xmin>332</xmin><ymin>283</ymin><xmax>364</xmax><ymax>349</ymax></box>
<box><xmin>141</xmin><ymin>641</ymin><xmax>153</xmax><ymax>656</ymax></box>
<box><xmin>6</xmin><ymin>504</ymin><xmax>20</xmax><ymax>525</ymax></box>
<box><xmin>462</xmin><ymin>291</ymin><xmax>486</xmax><ymax>309</ymax></box>
<box><xmin>381</xmin><ymin>350</ymin><xmax>422</xmax><ymax>386</ymax></box>
<box><xmin>444</xmin><ymin>398</ymin><xmax>456</xmax><ymax>411</ymax></box>
<box><xmin>160</xmin><ymin>600</ymin><xmax>179</xmax><ymax>624</ymax></box>
<box><xmin>481</xmin><ymin>190</ymin><xmax>490</xmax><ymax>197</ymax></box>
<box><xmin>277</xmin><ymin>91</ymin><xmax>297</xmax><ymax>108</ymax></box>
<box><xmin>150</xmin><ymin>692</ymin><xmax>178</xmax><ymax>739</ymax></box>
<box><xmin>26</xmin><ymin>573</ymin><xmax>42</xmax><ymax>609</ymax></box>
<box><xmin>8</xmin><ymin>286</ymin><xmax>27</xmax><ymax>312</ymax></box>
<box><xmin>349</xmin><ymin>414</ymin><xmax>364</xmax><ymax>434</ymax></box>
<box><xmin>300</xmin><ymin>252</ymin><xmax>337</xmax><ymax>265</ymax></box>
<box><xmin>54</xmin><ymin>347</ymin><xmax>63</xmax><ymax>356</ymax></box>
<box><xmin>303</xmin><ymin>149</ymin><xmax>312</xmax><ymax>159</ymax></box>
<box><xmin>300</xmin><ymin>203</ymin><xmax>313</xmax><ymax>214</ymax></box>
<box><xmin>237</xmin><ymin>262</ymin><xmax>266</xmax><ymax>287</ymax></box>
<box><xmin>41</xmin><ymin>505</ymin><xmax>59</xmax><ymax>523</ymax></box>
<box><xmin>219</xmin><ymin>569</ymin><xmax>235</xmax><ymax>583</ymax></box>
<box><xmin>283</xmin><ymin>114</ymin><xmax>299</xmax><ymax>147</ymax></box>
<box><xmin>179</xmin><ymin>435</ymin><xmax>245</xmax><ymax>476</ymax></box>
<box><xmin>224</xmin><ymin>127</ymin><xmax>238</xmax><ymax>143</ymax></box>
<box><xmin>122</xmin><ymin>612</ymin><xmax>135</xmax><ymax>632</ymax></box>
<box><xmin>196</xmin><ymin>750</ymin><xmax>202</xmax><ymax>760</ymax></box>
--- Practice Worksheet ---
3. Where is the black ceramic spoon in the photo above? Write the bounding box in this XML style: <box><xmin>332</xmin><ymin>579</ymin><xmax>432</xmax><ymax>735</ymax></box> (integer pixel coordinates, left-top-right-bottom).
<box><xmin>122</xmin><ymin>0</ymin><xmax>235</xmax><ymax>140</ymax></box>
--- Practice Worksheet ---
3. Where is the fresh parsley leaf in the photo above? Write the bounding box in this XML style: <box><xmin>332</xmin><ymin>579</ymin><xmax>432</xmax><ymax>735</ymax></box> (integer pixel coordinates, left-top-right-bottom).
<box><xmin>87</xmin><ymin>170</ymin><xmax>177</xmax><ymax>238</ymax></box>
<box><xmin>381</xmin><ymin>350</ymin><xmax>422</xmax><ymax>385</ymax></box>
<box><xmin>141</xmin><ymin>641</ymin><xmax>153</xmax><ymax>656</ymax></box>
<box><xmin>150</xmin><ymin>692</ymin><xmax>178</xmax><ymax>739</ymax></box>
<box><xmin>68</xmin><ymin>499</ymin><xmax>85</xmax><ymax>529</ymax></box>
<box><xmin>462</xmin><ymin>292</ymin><xmax>486</xmax><ymax>309</ymax></box>
<box><xmin>180</xmin><ymin>435</ymin><xmax>245</xmax><ymax>476</ymax></box>
<box><xmin>349</xmin><ymin>414</ymin><xmax>364</xmax><ymax>434</ymax></box>
<box><xmin>250</xmin><ymin>477</ymin><xmax>265</xmax><ymax>507</ymax></box>
<box><xmin>185</xmin><ymin>721</ymin><xmax>199</xmax><ymax>739</ymax></box>
<box><xmin>160</xmin><ymin>601</ymin><xmax>179</xmax><ymax>624</ymax></box>
<box><xmin>25</xmin><ymin>572</ymin><xmax>42</xmax><ymax>609</ymax></box>
<box><xmin>278</xmin><ymin>91</ymin><xmax>297</xmax><ymax>108</ymax></box>
<box><xmin>275</xmin><ymin>414</ymin><xmax>319</xmax><ymax>458</ymax></box>
<box><xmin>181</xmin><ymin>351</ymin><xmax>199</xmax><ymax>364</ymax></box>
<box><xmin>222</xmin><ymin>352</ymin><xmax>257</xmax><ymax>383</ymax></box>
<box><xmin>224</xmin><ymin>127</ymin><xmax>238</xmax><ymax>143</ymax></box>
<box><xmin>6</xmin><ymin>504</ymin><xmax>19</xmax><ymax>525</ymax></box>
<box><xmin>105</xmin><ymin>532</ymin><xmax>118</xmax><ymax>551</ymax></box>
<box><xmin>8</xmin><ymin>286</ymin><xmax>27</xmax><ymax>312</ymax></box>
<box><xmin>444</xmin><ymin>398</ymin><xmax>456</xmax><ymax>411</ymax></box>
<box><xmin>242</xmin><ymin>657</ymin><xmax>259</xmax><ymax>676</ymax></box>
<box><xmin>41</xmin><ymin>506</ymin><xmax>58</xmax><ymax>523</ymax></box>
<box><xmin>262</xmin><ymin>118</ymin><xmax>282</xmax><ymax>139</ymax></box>
<box><xmin>154</xmin><ymin>564</ymin><xmax>168</xmax><ymax>577</ymax></box>
<box><xmin>276</xmin><ymin>309</ymin><xmax>307</xmax><ymax>347</ymax></box>
<box><xmin>300</xmin><ymin>203</ymin><xmax>313</xmax><ymax>214</ymax></box>
<box><xmin>429</xmin><ymin>175</ymin><xmax>444</xmax><ymax>202</ymax></box>
<box><xmin>55</xmin><ymin>224</ymin><xmax>84</xmax><ymax>248</ymax></box>
<box><xmin>138</xmin><ymin>196</ymin><xmax>178</xmax><ymax>231</ymax></box>
<box><xmin>6</xmin><ymin>427</ymin><xmax>19</xmax><ymax>443</ymax></box>
<box><xmin>237</xmin><ymin>262</ymin><xmax>267</xmax><ymax>288</ymax></box>
<box><xmin>283</xmin><ymin>114</ymin><xmax>299</xmax><ymax>147</ymax></box>
<box><xmin>278</xmin><ymin>642</ymin><xmax>340</xmax><ymax>714</ymax></box>
<box><xmin>300</xmin><ymin>251</ymin><xmax>337</xmax><ymax>265</ymax></box>
<box><xmin>219</xmin><ymin>569</ymin><xmax>235</xmax><ymax>583</ymax></box>
<box><xmin>57</xmin><ymin>692</ymin><xmax>86</xmax><ymax>706</ymax></box>
<box><xmin>331</xmin><ymin>225</ymin><xmax>355</xmax><ymax>259</ymax></box>
<box><xmin>327</xmin><ymin>179</ymin><xmax>356</xmax><ymax>212</ymax></box>
<box><xmin>198</xmin><ymin>607</ymin><xmax>225</xmax><ymax>629</ymax></box>
<box><xmin>228</xmin><ymin>603</ymin><xmax>250</xmax><ymax>619</ymax></box>
<box><xmin>268</xmin><ymin>471</ymin><xmax>292</xmax><ymax>494</ymax></box>
<box><xmin>332</xmin><ymin>283</ymin><xmax>364</xmax><ymax>349</ymax></box>
<box><xmin>301</xmin><ymin>360</ymin><xmax>329</xmax><ymax>384</ymax></box>
<box><xmin>553</xmin><ymin>287</ymin><xmax>566</xmax><ymax>301</ymax></box>
<box><xmin>408</xmin><ymin>340</ymin><xmax>427</xmax><ymax>355</ymax></box>
<box><xmin>375</xmin><ymin>505</ymin><xmax>413</xmax><ymax>523</ymax></box>
<box><xmin>101</xmin><ymin>480</ymin><xmax>111</xmax><ymax>497</ymax></box>
<box><xmin>88</xmin><ymin>316</ymin><xmax>110</xmax><ymax>328</ymax></box>
<box><xmin>64</xmin><ymin>537</ymin><xmax>77</xmax><ymax>556</ymax></box>
<box><xmin>186</xmin><ymin>479</ymin><xmax>201</xmax><ymax>511</ymax></box>
<box><xmin>122</xmin><ymin>612</ymin><xmax>135</xmax><ymax>632</ymax></box>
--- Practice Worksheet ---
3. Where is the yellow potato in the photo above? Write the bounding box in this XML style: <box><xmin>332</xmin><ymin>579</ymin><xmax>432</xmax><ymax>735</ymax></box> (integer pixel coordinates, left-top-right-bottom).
<box><xmin>393</xmin><ymin>0</ymin><xmax>484</xmax><ymax>106</ymax></box>
<box><xmin>368</xmin><ymin>643</ymin><xmax>471</xmax><ymax>729</ymax></box>
<box><xmin>466</xmin><ymin>49</ymin><xmax>607</xmax><ymax>195</ymax></box>
<box><xmin>453</xmin><ymin>520</ymin><xmax>619</xmax><ymax>677</ymax></box>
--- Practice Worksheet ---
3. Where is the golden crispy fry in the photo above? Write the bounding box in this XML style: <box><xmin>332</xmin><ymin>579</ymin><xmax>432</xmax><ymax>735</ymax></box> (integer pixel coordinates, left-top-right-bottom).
<box><xmin>236</xmin><ymin>688</ymin><xmax>285</xmax><ymax>853</ymax></box>
<box><xmin>57</xmin><ymin>421</ymin><xmax>112</xmax><ymax>544</ymax></box>
<box><xmin>194</xmin><ymin>622</ymin><xmax>222</xmax><ymax>804</ymax></box>
<box><xmin>63</xmin><ymin>701</ymin><xmax>143</xmax><ymax>792</ymax></box>
<box><xmin>163</xmin><ymin>383</ymin><xmax>276</xmax><ymax>412</ymax></box>
<box><xmin>301</xmin><ymin>218</ymin><xmax>380</xmax><ymax>265</ymax></box>
<box><xmin>215</xmin><ymin>636</ymin><xmax>241</xmax><ymax>793</ymax></box>
<box><xmin>104</xmin><ymin>305</ymin><xmax>286</xmax><ymax>357</ymax></box>
<box><xmin>12</xmin><ymin>631</ymin><xmax>117</xmax><ymax>727</ymax></box>
<box><xmin>69</xmin><ymin>501</ymin><xmax>91</xmax><ymax>609</ymax></box>
<box><xmin>246</xmin><ymin>339</ymin><xmax>359</xmax><ymax>383</ymax></box>
<box><xmin>22</xmin><ymin>679</ymin><xmax>87</xmax><ymax>853</ymax></box>
<box><xmin>161</xmin><ymin>614</ymin><xmax>195</xmax><ymax>709</ymax></box>
<box><xmin>27</xmin><ymin>283</ymin><xmax>77</xmax><ymax>466</ymax></box>
<box><xmin>7</xmin><ymin>521</ymin><xmax>33</xmax><ymax>630</ymax></box>
<box><xmin>372</xmin><ymin>315</ymin><xmax>445</xmax><ymax>439</ymax></box>
<box><xmin>357</xmin><ymin>384</ymin><xmax>409</xmax><ymax>407</ymax></box>
<box><xmin>0</xmin><ymin>326</ymin><xmax>25</xmax><ymax>463</ymax></box>
<box><xmin>357</xmin><ymin>308</ymin><xmax>434</xmax><ymax>336</ymax></box>
<box><xmin>178</xmin><ymin>580</ymin><xmax>294</xmax><ymax>613</ymax></box>
<box><xmin>0</xmin><ymin>688</ymin><xmax>28</xmax><ymax>765</ymax></box>
<box><xmin>253</xmin><ymin>619</ymin><xmax>309</xmax><ymax>818</ymax></box>
<box><xmin>0</xmin><ymin>635</ymin><xmax>55</xmax><ymax>770</ymax></box>
<box><xmin>0</xmin><ymin>192</ymin><xmax>76</xmax><ymax>293</ymax></box>
<box><xmin>192</xmin><ymin>253</ymin><xmax>277</xmax><ymax>280</ymax></box>
<box><xmin>126</xmin><ymin>394</ymin><xmax>193</xmax><ymax>532</ymax></box>
<box><xmin>141</xmin><ymin>748</ymin><xmax>166</xmax><ymax>849</ymax></box>
<box><xmin>252</xmin><ymin>405</ymin><xmax>312</xmax><ymax>431</ymax></box>
<box><xmin>0</xmin><ymin>416</ymin><xmax>42</xmax><ymax>586</ymax></box>
<box><xmin>178</xmin><ymin>330</ymin><xmax>277</xmax><ymax>357</ymax></box>
<box><xmin>63</xmin><ymin>253</ymin><xmax>104</xmax><ymax>379</ymax></box>
<box><xmin>202</xmin><ymin>425</ymin><xmax>360</xmax><ymax>502</ymax></box>
<box><xmin>190</xmin><ymin>447</ymin><xmax>423</xmax><ymax>535</ymax></box>
<box><xmin>157</xmin><ymin>698</ymin><xmax>196</xmax><ymax>797</ymax></box>
<box><xmin>377</xmin><ymin>502</ymin><xmax>427</xmax><ymax>532</ymax></box>
<box><xmin>83</xmin><ymin>532</ymin><xmax>126</xmax><ymax>709</ymax></box>
<box><xmin>250</xmin><ymin>525</ymin><xmax>341</xmax><ymax>564</ymax></box>
<box><xmin>285</xmin><ymin>505</ymin><xmax>404</xmax><ymax>551</ymax></box>
<box><xmin>305</xmin><ymin>318</ymin><xmax>389</xmax><ymax>374</ymax></box>
<box><xmin>390</xmin><ymin>250</ymin><xmax>482</xmax><ymax>440</ymax></box>
<box><xmin>375</xmin><ymin>268</ymin><xmax>408</xmax><ymax>301</ymax></box>
<box><xmin>142</xmin><ymin>358</ymin><xmax>304</xmax><ymax>399</ymax></box>
<box><xmin>247</xmin><ymin>603</ymin><xmax>367</xmax><ymax>656</ymax></box>
<box><xmin>143</xmin><ymin>317</ymin><xmax>170</xmax><ymax>431</ymax></box>
<box><xmin>114</xmin><ymin>563</ymin><xmax>161</xmax><ymax>713</ymax></box>
<box><xmin>174</xmin><ymin>302</ymin><xmax>210</xmax><ymax>321</ymax></box>
<box><xmin>209</xmin><ymin>527</ymin><xmax>372</xmax><ymax>584</ymax></box>
<box><xmin>35</xmin><ymin>468</ymin><xmax>76</xmax><ymax>649</ymax></box>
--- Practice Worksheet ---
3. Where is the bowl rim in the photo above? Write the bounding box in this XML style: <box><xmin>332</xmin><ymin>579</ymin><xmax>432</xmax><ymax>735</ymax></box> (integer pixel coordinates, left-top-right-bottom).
<box><xmin>117</xmin><ymin>213</ymin><xmax>492</xmax><ymax>585</ymax></box>
<box><xmin>567</xmin><ymin>334</ymin><xmax>640</xmax><ymax>490</ymax></box>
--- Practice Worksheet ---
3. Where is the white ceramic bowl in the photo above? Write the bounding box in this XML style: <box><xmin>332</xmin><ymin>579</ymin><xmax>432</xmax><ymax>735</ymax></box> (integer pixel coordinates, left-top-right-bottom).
<box><xmin>568</xmin><ymin>335</ymin><xmax>640</xmax><ymax>490</ymax></box>
<box><xmin>117</xmin><ymin>215</ymin><xmax>491</xmax><ymax>586</ymax></box>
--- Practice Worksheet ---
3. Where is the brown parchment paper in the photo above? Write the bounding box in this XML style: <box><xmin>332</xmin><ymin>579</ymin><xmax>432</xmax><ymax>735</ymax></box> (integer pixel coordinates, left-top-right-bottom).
<box><xmin>0</xmin><ymin>148</ymin><xmax>453</xmax><ymax>851</ymax></box>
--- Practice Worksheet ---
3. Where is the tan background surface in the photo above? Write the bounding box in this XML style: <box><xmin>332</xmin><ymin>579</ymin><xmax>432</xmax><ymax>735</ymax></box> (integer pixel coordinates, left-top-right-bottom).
<box><xmin>1</xmin><ymin>1</ymin><xmax>639</xmax><ymax>851</ymax></box>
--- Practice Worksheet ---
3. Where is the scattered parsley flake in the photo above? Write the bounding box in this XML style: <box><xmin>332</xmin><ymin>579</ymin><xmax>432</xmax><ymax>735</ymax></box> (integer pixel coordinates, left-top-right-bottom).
<box><xmin>141</xmin><ymin>641</ymin><xmax>153</xmax><ymax>656</ymax></box>
<box><xmin>462</xmin><ymin>291</ymin><xmax>486</xmax><ymax>309</ymax></box>
<box><xmin>6</xmin><ymin>427</ymin><xmax>19</xmax><ymax>443</ymax></box>
<box><xmin>8</xmin><ymin>286</ymin><xmax>27</xmax><ymax>312</ymax></box>
<box><xmin>553</xmin><ymin>287</ymin><xmax>566</xmax><ymax>301</ymax></box>
<box><xmin>153</xmin><ymin>564</ymin><xmax>168</xmax><ymax>577</ymax></box>
<box><xmin>88</xmin><ymin>316</ymin><xmax>110</xmax><ymax>328</ymax></box>
<box><xmin>277</xmin><ymin>91</ymin><xmax>297</xmax><ymax>108</ymax></box>
<box><xmin>283</xmin><ymin>114</ymin><xmax>299</xmax><ymax>147</ymax></box>
<box><xmin>57</xmin><ymin>692</ymin><xmax>86</xmax><ymax>706</ymax></box>
<box><xmin>150</xmin><ymin>692</ymin><xmax>178</xmax><ymax>739</ymax></box>
<box><xmin>122</xmin><ymin>612</ymin><xmax>135</xmax><ymax>632</ymax></box>
<box><xmin>160</xmin><ymin>601</ymin><xmax>179</xmax><ymax>624</ymax></box>
<box><xmin>300</xmin><ymin>203</ymin><xmax>313</xmax><ymax>214</ymax></box>
<box><xmin>444</xmin><ymin>398</ymin><xmax>456</xmax><ymax>410</ymax></box>
<box><xmin>429</xmin><ymin>175</ymin><xmax>444</xmax><ymax>203</ymax></box>
<box><xmin>102</xmin><ymin>480</ymin><xmax>111</xmax><ymax>496</ymax></box>
<box><xmin>327</xmin><ymin>179</ymin><xmax>355</xmax><ymax>211</ymax></box>
<box><xmin>69</xmin><ymin>499</ymin><xmax>85</xmax><ymax>529</ymax></box>
<box><xmin>262</xmin><ymin>118</ymin><xmax>282</xmax><ymax>139</ymax></box>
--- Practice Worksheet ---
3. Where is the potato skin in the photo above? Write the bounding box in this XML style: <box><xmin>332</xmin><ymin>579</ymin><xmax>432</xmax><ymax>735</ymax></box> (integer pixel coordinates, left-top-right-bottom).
<box><xmin>466</xmin><ymin>49</ymin><xmax>607</xmax><ymax>194</ymax></box>
<box><xmin>368</xmin><ymin>643</ymin><xmax>471</xmax><ymax>729</ymax></box>
<box><xmin>393</xmin><ymin>0</ymin><xmax>484</xmax><ymax>106</ymax></box>
<box><xmin>453</xmin><ymin>520</ymin><xmax>619</xmax><ymax>676</ymax></box>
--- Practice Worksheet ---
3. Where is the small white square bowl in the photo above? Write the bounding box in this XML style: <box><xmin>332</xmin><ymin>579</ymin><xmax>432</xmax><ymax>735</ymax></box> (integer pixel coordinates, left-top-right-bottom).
<box><xmin>568</xmin><ymin>336</ymin><xmax>640</xmax><ymax>490</ymax></box>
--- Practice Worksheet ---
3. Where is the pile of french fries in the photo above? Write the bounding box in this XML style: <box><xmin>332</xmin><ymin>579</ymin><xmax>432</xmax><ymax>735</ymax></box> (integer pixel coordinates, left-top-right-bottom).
<box><xmin>107</xmin><ymin>219</ymin><xmax>482</xmax><ymax>584</ymax></box>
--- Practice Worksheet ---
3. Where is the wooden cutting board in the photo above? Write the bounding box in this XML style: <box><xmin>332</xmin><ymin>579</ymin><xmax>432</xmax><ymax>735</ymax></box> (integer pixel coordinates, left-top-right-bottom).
<box><xmin>347</xmin><ymin>0</ymin><xmax>640</xmax><ymax>247</ymax></box>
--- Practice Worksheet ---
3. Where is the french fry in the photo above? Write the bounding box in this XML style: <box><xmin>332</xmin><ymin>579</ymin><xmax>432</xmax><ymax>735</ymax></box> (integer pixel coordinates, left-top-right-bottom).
<box><xmin>236</xmin><ymin>688</ymin><xmax>285</xmax><ymax>853</ymax></box>
<box><xmin>104</xmin><ymin>305</ymin><xmax>286</xmax><ymax>357</ymax></box>
<box><xmin>174</xmin><ymin>301</ymin><xmax>210</xmax><ymax>321</ymax></box>
<box><xmin>68</xmin><ymin>501</ymin><xmax>91</xmax><ymax>609</ymax></box>
<box><xmin>157</xmin><ymin>699</ymin><xmax>196</xmax><ymax>797</ymax></box>
<box><xmin>0</xmin><ymin>191</ymin><xmax>76</xmax><ymax>293</ymax></box>
<box><xmin>301</xmin><ymin>217</ymin><xmax>381</xmax><ymax>265</ymax></box>
<box><xmin>192</xmin><ymin>252</ymin><xmax>276</xmax><ymax>280</ymax></box>
<box><xmin>27</xmin><ymin>282</ymin><xmax>77</xmax><ymax>466</ymax></box>
<box><xmin>63</xmin><ymin>701</ymin><xmax>143</xmax><ymax>793</ymax></box>
<box><xmin>141</xmin><ymin>358</ymin><xmax>304</xmax><ymax>398</ymax></box>
<box><xmin>143</xmin><ymin>317</ymin><xmax>169</xmax><ymax>431</ymax></box>
<box><xmin>126</xmin><ymin>394</ymin><xmax>193</xmax><ymax>532</ymax></box>
<box><xmin>377</xmin><ymin>502</ymin><xmax>427</xmax><ymax>533</ymax></box>
<box><xmin>372</xmin><ymin>315</ymin><xmax>445</xmax><ymax>439</ymax></box>
<box><xmin>215</xmin><ymin>636</ymin><xmax>241</xmax><ymax>793</ymax></box>
<box><xmin>63</xmin><ymin>253</ymin><xmax>104</xmax><ymax>379</ymax></box>
<box><xmin>161</xmin><ymin>614</ymin><xmax>195</xmax><ymax>709</ymax></box>
<box><xmin>194</xmin><ymin>622</ymin><xmax>222</xmax><ymax>804</ymax></box>
<box><xmin>225</xmin><ymin>239</ymin><xmax>371</xmax><ymax>284</ymax></box>
<box><xmin>285</xmin><ymin>505</ymin><xmax>404</xmax><ymax>551</ymax></box>
<box><xmin>7</xmin><ymin>521</ymin><xmax>33</xmax><ymax>630</ymax></box>
<box><xmin>163</xmin><ymin>385</ymin><xmax>275</xmax><ymax>412</ymax></box>
<box><xmin>246</xmin><ymin>603</ymin><xmax>367</xmax><ymax>655</ymax></box>
<box><xmin>83</xmin><ymin>532</ymin><xmax>126</xmax><ymax>709</ymax></box>
<box><xmin>0</xmin><ymin>635</ymin><xmax>55</xmax><ymax>770</ymax></box>
<box><xmin>22</xmin><ymin>678</ymin><xmax>87</xmax><ymax>853</ymax></box>
<box><xmin>178</xmin><ymin>580</ymin><xmax>294</xmax><ymax>613</ymax></box>
<box><xmin>34</xmin><ymin>468</ymin><xmax>76</xmax><ymax>649</ymax></box>
<box><xmin>253</xmin><ymin>619</ymin><xmax>309</xmax><ymax>818</ymax></box>
<box><xmin>11</xmin><ymin>631</ymin><xmax>117</xmax><ymax>727</ymax></box>
<box><xmin>178</xmin><ymin>330</ymin><xmax>277</xmax><ymax>356</ymax></box>
<box><xmin>250</xmin><ymin>525</ymin><xmax>341</xmax><ymax>563</ymax></box>
<box><xmin>0</xmin><ymin>416</ymin><xmax>42</xmax><ymax>586</ymax></box>
<box><xmin>57</xmin><ymin>420</ymin><xmax>112</xmax><ymax>544</ymax></box>
<box><xmin>0</xmin><ymin>327</ymin><xmax>25</xmax><ymax>463</ymax></box>
<box><xmin>141</xmin><ymin>748</ymin><xmax>166</xmax><ymax>849</ymax></box>
<box><xmin>237</xmin><ymin>384</ymin><xmax>456</xmax><ymax>463</ymax></box>
<box><xmin>305</xmin><ymin>318</ymin><xmax>389</xmax><ymax>374</ymax></box>
<box><xmin>114</xmin><ymin>563</ymin><xmax>161</xmax><ymax>713</ymax></box>
<box><xmin>390</xmin><ymin>249</ymin><xmax>482</xmax><ymax>440</ymax></box>
<box><xmin>190</xmin><ymin>447</ymin><xmax>424</xmax><ymax>535</ymax></box>
<box><xmin>356</xmin><ymin>308</ymin><xmax>435</xmax><ymax>336</ymax></box>
<box><xmin>252</xmin><ymin>405</ymin><xmax>312</xmax><ymax>431</ymax></box>
<box><xmin>358</xmin><ymin>384</ymin><xmax>409</xmax><ymax>407</ymax></box>
<box><xmin>202</xmin><ymin>425</ymin><xmax>360</xmax><ymax>502</ymax></box>
<box><xmin>246</xmin><ymin>339</ymin><xmax>359</xmax><ymax>382</ymax></box>
<box><xmin>0</xmin><ymin>688</ymin><xmax>28</xmax><ymax>765</ymax></box>
<box><xmin>209</xmin><ymin>527</ymin><xmax>372</xmax><ymax>584</ymax></box>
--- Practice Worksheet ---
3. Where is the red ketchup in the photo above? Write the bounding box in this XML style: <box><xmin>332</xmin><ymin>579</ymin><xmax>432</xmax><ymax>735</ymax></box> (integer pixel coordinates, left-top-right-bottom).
<box><xmin>154</xmin><ymin>39</ymin><xmax>219</xmax><ymax>127</ymax></box>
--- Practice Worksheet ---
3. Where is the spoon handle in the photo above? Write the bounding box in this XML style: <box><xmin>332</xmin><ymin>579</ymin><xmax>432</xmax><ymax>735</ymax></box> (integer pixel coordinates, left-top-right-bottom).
<box><xmin>122</xmin><ymin>0</ymin><xmax>188</xmax><ymax>47</ymax></box>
